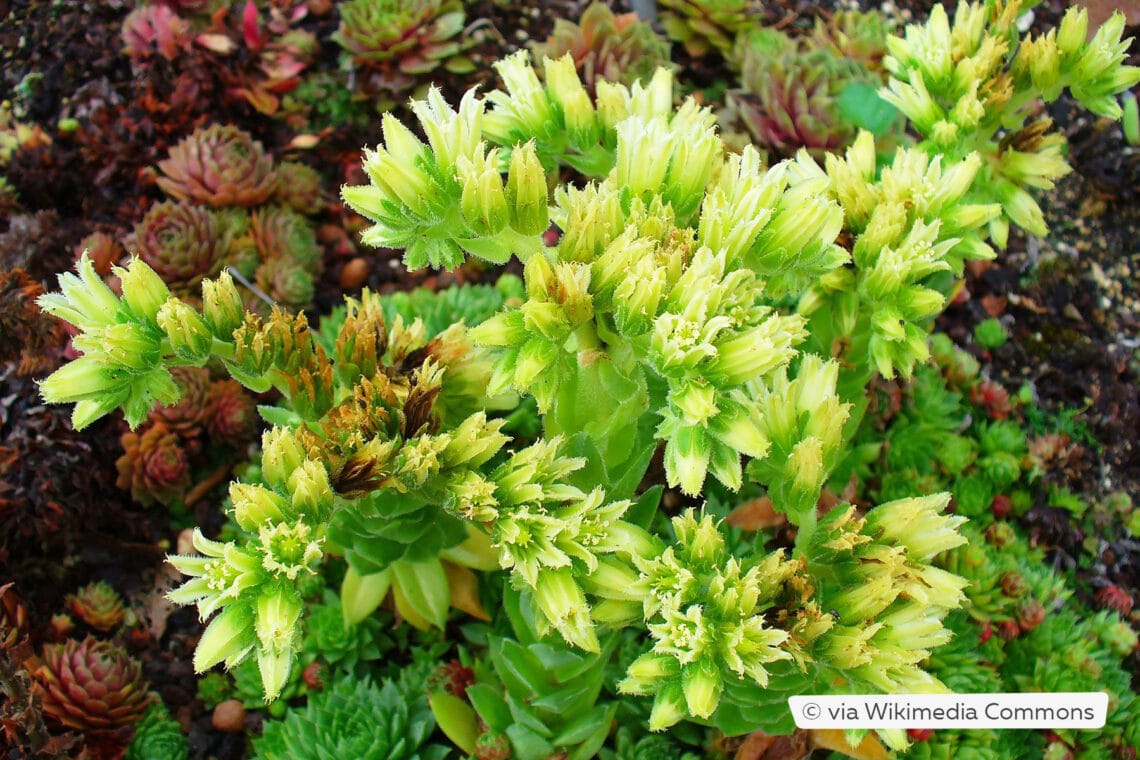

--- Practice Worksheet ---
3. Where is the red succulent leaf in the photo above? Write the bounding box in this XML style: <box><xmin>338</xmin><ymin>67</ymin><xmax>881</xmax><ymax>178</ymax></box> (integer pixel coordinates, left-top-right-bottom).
<box><xmin>242</xmin><ymin>0</ymin><xmax>266</xmax><ymax>52</ymax></box>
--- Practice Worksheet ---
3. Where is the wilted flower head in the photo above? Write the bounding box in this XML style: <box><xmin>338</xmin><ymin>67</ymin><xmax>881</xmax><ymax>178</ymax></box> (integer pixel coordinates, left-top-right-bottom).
<box><xmin>33</xmin><ymin>637</ymin><xmax>151</xmax><ymax>733</ymax></box>
<box><xmin>116</xmin><ymin>421</ymin><xmax>192</xmax><ymax>506</ymax></box>
<box><xmin>157</xmin><ymin>124</ymin><xmax>279</xmax><ymax>208</ymax></box>
<box><xmin>126</xmin><ymin>201</ymin><xmax>228</xmax><ymax>294</ymax></box>
<box><xmin>532</xmin><ymin>2</ymin><xmax>671</xmax><ymax>93</ymax></box>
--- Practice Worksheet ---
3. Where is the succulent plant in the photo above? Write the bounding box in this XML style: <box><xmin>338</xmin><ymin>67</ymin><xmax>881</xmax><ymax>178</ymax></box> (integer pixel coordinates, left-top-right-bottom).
<box><xmin>156</xmin><ymin>125</ymin><xmax>279</xmax><ymax>208</ymax></box>
<box><xmin>656</xmin><ymin>0</ymin><xmax>760</xmax><ymax>58</ymax></box>
<box><xmin>252</xmin><ymin>673</ymin><xmax>447</xmax><ymax>760</ymax></box>
<box><xmin>124</xmin><ymin>702</ymin><xmax>189</xmax><ymax>760</ymax></box>
<box><xmin>116</xmin><ymin>421</ymin><xmax>192</xmax><ymax>507</ymax></box>
<box><xmin>75</xmin><ymin>231</ymin><xmax>124</xmax><ymax>277</ymax></box>
<box><xmin>127</xmin><ymin>201</ymin><xmax>229</xmax><ymax>294</ymax></box>
<box><xmin>731</xmin><ymin>41</ymin><xmax>870</xmax><ymax>157</ymax></box>
<box><xmin>333</xmin><ymin>0</ymin><xmax>471</xmax><ymax>89</ymax></box>
<box><xmin>0</xmin><ymin>582</ymin><xmax>29</xmax><ymax>649</ymax></box>
<box><xmin>152</xmin><ymin>366</ymin><xmax>213</xmax><ymax>434</ymax></box>
<box><xmin>532</xmin><ymin>2</ymin><xmax>671</xmax><ymax>92</ymax></box>
<box><xmin>32</xmin><ymin>636</ymin><xmax>151</xmax><ymax>733</ymax></box>
<box><xmin>250</xmin><ymin>205</ymin><xmax>321</xmax><ymax>272</ymax></box>
<box><xmin>121</xmin><ymin>3</ymin><xmax>193</xmax><ymax>62</ymax></box>
<box><xmin>810</xmin><ymin>9</ymin><xmax>894</xmax><ymax>73</ymax></box>
<box><xmin>207</xmin><ymin>379</ymin><xmax>258</xmax><ymax>449</ymax></box>
<box><xmin>271</xmin><ymin>161</ymin><xmax>323</xmax><ymax>216</ymax></box>
<box><xmin>65</xmin><ymin>581</ymin><xmax>127</xmax><ymax>633</ymax></box>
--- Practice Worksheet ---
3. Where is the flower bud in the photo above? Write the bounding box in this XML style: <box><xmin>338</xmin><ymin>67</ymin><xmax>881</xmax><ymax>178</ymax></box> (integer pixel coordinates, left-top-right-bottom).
<box><xmin>202</xmin><ymin>270</ymin><xmax>245</xmax><ymax>340</ymax></box>
<box><xmin>648</xmin><ymin>682</ymin><xmax>688</xmax><ymax>732</ymax></box>
<box><xmin>230</xmin><ymin>483</ymin><xmax>290</xmax><ymax>531</ymax></box>
<box><xmin>287</xmin><ymin>459</ymin><xmax>333</xmax><ymax>520</ymax></box>
<box><xmin>194</xmin><ymin>603</ymin><xmax>256</xmax><ymax>673</ymax></box>
<box><xmin>39</xmin><ymin>356</ymin><xmax>124</xmax><ymax>404</ymax></box>
<box><xmin>457</xmin><ymin>147</ymin><xmax>510</xmax><ymax>237</ymax></box>
<box><xmin>681</xmin><ymin>661</ymin><xmax>722</xmax><ymax>719</ymax></box>
<box><xmin>533</xmin><ymin>569</ymin><xmax>599</xmax><ymax>653</ymax></box>
<box><xmin>664</xmin><ymin>426</ymin><xmax>711</xmax><ymax>497</ymax></box>
<box><xmin>261</xmin><ymin>428</ymin><xmax>305</xmax><ymax>491</ymax></box>
<box><xmin>1057</xmin><ymin>7</ymin><xmax>1088</xmax><ymax>57</ymax></box>
<box><xmin>116</xmin><ymin>257</ymin><xmax>171</xmax><ymax>325</ymax></box>
<box><xmin>157</xmin><ymin>298</ymin><xmax>213</xmax><ymax>363</ymax></box>
<box><xmin>543</xmin><ymin>55</ymin><xmax>598</xmax><ymax>146</ymax></box>
<box><xmin>507</xmin><ymin>142</ymin><xmax>549</xmax><ymax>236</ymax></box>
<box><xmin>469</xmin><ymin>309</ymin><xmax>527</xmax><ymax>347</ymax></box>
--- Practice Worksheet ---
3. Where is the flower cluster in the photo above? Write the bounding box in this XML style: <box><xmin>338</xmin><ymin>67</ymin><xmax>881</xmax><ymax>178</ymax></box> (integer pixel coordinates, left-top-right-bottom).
<box><xmin>881</xmin><ymin>2</ymin><xmax>1140</xmax><ymax>244</ymax></box>
<box><xmin>166</xmin><ymin>438</ymin><xmax>335</xmax><ymax>699</ymax></box>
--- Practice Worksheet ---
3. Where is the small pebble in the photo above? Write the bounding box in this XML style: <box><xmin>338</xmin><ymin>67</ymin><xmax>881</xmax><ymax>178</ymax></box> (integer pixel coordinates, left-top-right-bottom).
<box><xmin>340</xmin><ymin>257</ymin><xmax>370</xmax><ymax>289</ymax></box>
<box><xmin>176</xmin><ymin>528</ymin><xmax>196</xmax><ymax>556</ymax></box>
<box><xmin>212</xmin><ymin>699</ymin><xmax>247</xmax><ymax>733</ymax></box>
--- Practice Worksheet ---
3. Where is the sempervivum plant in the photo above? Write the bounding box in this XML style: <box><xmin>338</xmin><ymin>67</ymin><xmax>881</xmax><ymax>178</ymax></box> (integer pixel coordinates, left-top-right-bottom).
<box><xmin>206</xmin><ymin>378</ymin><xmax>258</xmax><ymax>449</ymax></box>
<box><xmin>151</xmin><ymin>366</ymin><xmax>214</xmax><ymax>434</ymax></box>
<box><xmin>126</xmin><ymin>201</ymin><xmax>229</xmax><ymax>295</ymax></box>
<box><xmin>125</xmin><ymin>703</ymin><xmax>189</xmax><ymax>760</ymax></box>
<box><xmin>333</xmin><ymin>0</ymin><xmax>472</xmax><ymax>92</ymax></box>
<box><xmin>272</xmin><ymin>161</ymin><xmax>324</xmax><ymax>216</ymax></box>
<box><xmin>532</xmin><ymin>2</ymin><xmax>671</xmax><ymax>93</ymax></box>
<box><xmin>116</xmin><ymin>421</ymin><xmax>191</xmax><ymax>507</ymax></box>
<box><xmin>156</xmin><ymin>125</ymin><xmax>279</xmax><ymax>208</ymax></box>
<box><xmin>65</xmin><ymin>581</ymin><xmax>127</xmax><ymax>633</ymax></box>
<box><xmin>730</xmin><ymin>36</ymin><xmax>872</xmax><ymax>158</ymax></box>
<box><xmin>250</xmin><ymin>205</ymin><xmax>322</xmax><ymax>309</ymax></box>
<box><xmin>656</xmin><ymin>0</ymin><xmax>760</xmax><ymax>58</ymax></box>
<box><xmin>32</xmin><ymin>636</ymin><xmax>151</xmax><ymax>733</ymax></box>
<box><xmin>810</xmin><ymin>9</ymin><xmax>895</xmax><ymax>73</ymax></box>
<box><xmin>252</xmin><ymin>673</ymin><xmax>448</xmax><ymax>760</ymax></box>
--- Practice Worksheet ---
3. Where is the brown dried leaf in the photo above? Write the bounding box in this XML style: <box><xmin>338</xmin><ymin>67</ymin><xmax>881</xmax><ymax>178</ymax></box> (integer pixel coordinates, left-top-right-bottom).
<box><xmin>727</xmin><ymin>496</ymin><xmax>786</xmax><ymax>531</ymax></box>
<box><xmin>811</xmin><ymin>729</ymin><xmax>891</xmax><ymax>760</ymax></box>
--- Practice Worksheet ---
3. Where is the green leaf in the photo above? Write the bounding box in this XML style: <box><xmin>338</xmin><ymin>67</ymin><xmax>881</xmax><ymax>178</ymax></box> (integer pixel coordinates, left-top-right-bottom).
<box><xmin>625</xmin><ymin>485</ymin><xmax>663</xmax><ymax>529</ymax></box>
<box><xmin>391</xmin><ymin>558</ymin><xmax>450</xmax><ymax>629</ymax></box>
<box><xmin>507</xmin><ymin>693</ymin><xmax>554</xmax><ymax>736</ymax></box>
<box><xmin>837</xmin><ymin>82</ymin><xmax>899</xmax><ymax>137</ymax></box>
<box><xmin>339</xmin><ymin>567</ymin><xmax>391</xmax><ymax>625</ymax></box>
<box><xmin>506</xmin><ymin>724</ymin><xmax>556</xmax><ymax>760</ymax></box>
<box><xmin>466</xmin><ymin>683</ymin><xmax>512</xmax><ymax>732</ymax></box>
<box><xmin>257</xmin><ymin>404</ymin><xmax>301</xmax><ymax>427</ymax></box>
<box><xmin>557</xmin><ymin>703</ymin><xmax>618</xmax><ymax>755</ymax></box>
<box><xmin>429</xmin><ymin>691</ymin><xmax>479</xmax><ymax>755</ymax></box>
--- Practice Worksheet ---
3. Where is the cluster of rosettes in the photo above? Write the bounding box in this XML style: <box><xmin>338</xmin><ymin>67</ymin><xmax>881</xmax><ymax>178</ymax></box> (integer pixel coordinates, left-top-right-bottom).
<box><xmin>121</xmin><ymin>1</ymin><xmax>318</xmax><ymax>115</ymax></box>
<box><xmin>166</xmin><ymin>435</ymin><xmax>336</xmax><ymax>700</ymax></box>
<box><xmin>805</xmin><ymin>495</ymin><xmax>968</xmax><ymax>701</ymax></box>
<box><xmin>133</xmin><ymin>124</ymin><xmax>323</xmax><ymax>310</ymax></box>
<box><xmin>881</xmin><ymin>1</ymin><xmax>1140</xmax><ymax>244</ymax></box>
<box><xmin>799</xmin><ymin>130</ymin><xmax>1001</xmax><ymax>380</ymax></box>
<box><xmin>116</xmin><ymin>365</ymin><xmax>256</xmax><ymax>507</ymax></box>
<box><xmin>532</xmin><ymin>2</ymin><xmax>671</xmax><ymax>93</ymax></box>
<box><xmin>618</xmin><ymin>510</ymin><xmax>801</xmax><ymax>730</ymax></box>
